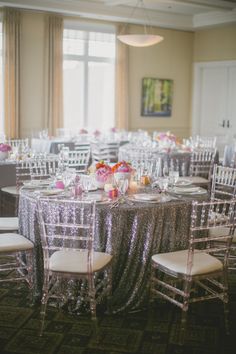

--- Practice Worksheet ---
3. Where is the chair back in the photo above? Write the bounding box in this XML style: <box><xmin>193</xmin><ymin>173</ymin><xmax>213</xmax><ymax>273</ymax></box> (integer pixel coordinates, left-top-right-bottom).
<box><xmin>187</xmin><ymin>199</ymin><xmax>236</xmax><ymax>275</ymax></box>
<box><xmin>65</xmin><ymin>150</ymin><xmax>90</xmax><ymax>172</ymax></box>
<box><xmin>211</xmin><ymin>164</ymin><xmax>236</xmax><ymax>200</ymax></box>
<box><xmin>189</xmin><ymin>148</ymin><xmax>216</xmax><ymax>179</ymax></box>
<box><xmin>191</xmin><ymin>136</ymin><xmax>217</xmax><ymax>149</ymax></box>
<box><xmin>30</xmin><ymin>156</ymin><xmax>60</xmax><ymax>180</ymax></box>
<box><xmin>38</xmin><ymin>198</ymin><xmax>96</xmax><ymax>272</ymax></box>
<box><xmin>91</xmin><ymin>142</ymin><xmax>119</xmax><ymax>163</ymax></box>
<box><xmin>16</xmin><ymin>160</ymin><xmax>32</xmax><ymax>189</ymax></box>
<box><xmin>7</xmin><ymin>138</ymin><xmax>29</xmax><ymax>153</ymax></box>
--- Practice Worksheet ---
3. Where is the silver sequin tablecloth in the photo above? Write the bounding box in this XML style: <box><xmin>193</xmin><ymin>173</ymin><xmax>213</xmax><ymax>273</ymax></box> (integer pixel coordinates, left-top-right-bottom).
<box><xmin>19</xmin><ymin>190</ymin><xmax>194</xmax><ymax>313</ymax></box>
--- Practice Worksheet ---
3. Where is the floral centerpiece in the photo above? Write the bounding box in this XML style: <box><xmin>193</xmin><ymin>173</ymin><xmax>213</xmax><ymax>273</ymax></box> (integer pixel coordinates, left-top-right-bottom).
<box><xmin>112</xmin><ymin>161</ymin><xmax>133</xmax><ymax>174</ymax></box>
<box><xmin>112</xmin><ymin>160</ymin><xmax>134</xmax><ymax>183</ymax></box>
<box><xmin>0</xmin><ymin>143</ymin><xmax>11</xmax><ymax>160</ymax></box>
<box><xmin>155</xmin><ymin>131</ymin><xmax>178</xmax><ymax>151</ymax></box>
<box><xmin>79</xmin><ymin>128</ymin><xmax>88</xmax><ymax>134</ymax></box>
<box><xmin>95</xmin><ymin>160</ymin><xmax>113</xmax><ymax>188</ymax></box>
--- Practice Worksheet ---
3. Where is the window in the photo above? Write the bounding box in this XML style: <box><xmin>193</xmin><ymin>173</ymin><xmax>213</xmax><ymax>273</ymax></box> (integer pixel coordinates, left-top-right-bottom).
<box><xmin>0</xmin><ymin>19</ymin><xmax>3</xmax><ymax>136</ymax></box>
<box><xmin>63</xmin><ymin>22</ymin><xmax>116</xmax><ymax>131</ymax></box>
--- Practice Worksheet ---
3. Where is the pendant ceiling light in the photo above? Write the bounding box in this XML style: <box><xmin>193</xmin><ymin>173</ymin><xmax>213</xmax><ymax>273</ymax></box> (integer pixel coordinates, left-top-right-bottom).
<box><xmin>117</xmin><ymin>0</ymin><xmax>163</xmax><ymax>47</ymax></box>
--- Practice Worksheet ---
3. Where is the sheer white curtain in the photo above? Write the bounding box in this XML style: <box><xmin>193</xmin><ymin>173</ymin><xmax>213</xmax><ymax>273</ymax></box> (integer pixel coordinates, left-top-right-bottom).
<box><xmin>45</xmin><ymin>15</ymin><xmax>63</xmax><ymax>136</ymax></box>
<box><xmin>115</xmin><ymin>24</ymin><xmax>129</xmax><ymax>130</ymax></box>
<box><xmin>3</xmin><ymin>8</ymin><xmax>21</xmax><ymax>139</ymax></box>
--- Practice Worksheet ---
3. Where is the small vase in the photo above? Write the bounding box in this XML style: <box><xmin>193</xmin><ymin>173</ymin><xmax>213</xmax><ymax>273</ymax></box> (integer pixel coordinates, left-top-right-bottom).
<box><xmin>0</xmin><ymin>151</ymin><xmax>8</xmax><ymax>161</ymax></box>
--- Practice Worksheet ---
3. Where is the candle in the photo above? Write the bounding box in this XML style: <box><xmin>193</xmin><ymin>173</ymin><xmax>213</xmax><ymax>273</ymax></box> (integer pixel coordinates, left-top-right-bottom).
<box><xmin>129</xmin><ymin>180</ymin><xmax>138</xmax><ymax>191</ymax></box>
<box><xmin>108</xmin><ymin>188</ymin><xmax>118</xmax><ymax>199</ymax></box>
<box><xmin>140</xmin><ymin>176</ymin><xmax>150</xmax><ymax>185</ymax></box>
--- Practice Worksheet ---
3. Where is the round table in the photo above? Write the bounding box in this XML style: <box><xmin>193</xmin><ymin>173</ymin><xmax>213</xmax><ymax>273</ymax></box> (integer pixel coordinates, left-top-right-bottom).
<box><xmin>19</xmin><ymin>187</ymin><xmax>206</xmax><ymax>313</ymax></box>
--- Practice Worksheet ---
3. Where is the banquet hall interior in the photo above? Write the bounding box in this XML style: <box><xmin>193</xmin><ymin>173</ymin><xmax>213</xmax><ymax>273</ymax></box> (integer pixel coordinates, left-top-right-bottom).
<box><xmin>0</xmin><ymin>1</ymin><xmax>236</xmax><ymax>354</ymax></box>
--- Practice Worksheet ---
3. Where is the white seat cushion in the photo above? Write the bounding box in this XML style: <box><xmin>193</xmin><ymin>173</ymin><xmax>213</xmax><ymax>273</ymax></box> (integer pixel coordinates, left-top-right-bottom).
<box><xmin>1</xmin><ymin>186</ymin><xmax>19</xmax><ymax>195</ymax></box>
<box><xmin>0</xmin><ymin>233</ymin><xmax>34</xmax><ymax>252</ymax></box>
<box><xmin>0</xmin><ymin>217</ymin><xmax>19</xmax><ymax>231</ymax></box>
<box><xmin>152</xmin><ymin>249</ymin><xmax>222</xmax><ymax>276</ymax></box>
<box><xmin>49</xmin><ymin>250</ymin><xmax>112</xmax><ymax>274</ymax></box>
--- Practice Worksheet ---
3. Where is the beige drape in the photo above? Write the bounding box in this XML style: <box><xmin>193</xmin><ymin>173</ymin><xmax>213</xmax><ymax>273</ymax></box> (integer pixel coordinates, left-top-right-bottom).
<box><xmin>115</xmin><ymin>25</ymin><xmax>129</xmax><ymax>130</ymax></box>
<box><xmin>3</xmin><ymin>8</ymin><xmax>21</xmax><ymax>139</ymax></box>
<box><xmin>44</xmin><ymin>15</ymin><xmax>63</xmax><ymax>136</ymax></box>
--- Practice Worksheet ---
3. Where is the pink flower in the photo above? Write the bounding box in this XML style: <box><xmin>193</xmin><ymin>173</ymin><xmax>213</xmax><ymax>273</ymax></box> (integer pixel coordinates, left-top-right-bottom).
<box><xmin>79</xmin><ymin>129</ymin><xmax>88</xmax><ymax>134</ymax></box>
<box><xmin>112</xmin><ymin>161</ymin><xmax>133</xmax><ymax>173</ymax></box>
<box><xmin>93</xmin><ymin>130</ymin><xmax>101</xmax><ymax>137</ymax></box>
<box><xmin>95</xmin><ymin>164</ymin><xmax>112</xmax><ymax>183</ymax></box>
<box><xmin>110</xmin><ymin>127</ymin><xmax>117</xmax><ymax>133</ymax></box>
<box><xmin>0</xmin><ymin>143</ymin><xmax>11</xmax><ymax>152</ymax></box>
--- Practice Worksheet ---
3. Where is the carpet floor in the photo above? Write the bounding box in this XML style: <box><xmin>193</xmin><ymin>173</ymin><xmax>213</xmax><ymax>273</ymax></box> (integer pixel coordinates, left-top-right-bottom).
<box><xmin>0</xmin><ymin>275</ymin><xmax>236</xmax><ymax>354</ymax></box>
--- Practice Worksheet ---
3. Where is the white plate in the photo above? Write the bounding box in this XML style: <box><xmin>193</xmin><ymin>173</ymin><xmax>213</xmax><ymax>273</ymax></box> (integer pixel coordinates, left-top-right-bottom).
<box><xmin>175</xmin><ymin>179</ymin><xmax>192</xmax><ymax>187</ymax></box>
<box><xmin>172</xmin><ymin>187</ymin><xmax>207</xmax><ymax>195</ymax></box>
<box><xmin>24</xmin><ymin>179</ymin><xmax>52</xmax><ymax>187</ymax></box>
<box><xmin>39</xmin><ymin>189</ymin><xmax>64</xmax><ymax>196</ymax></box>
<box><xmin>130</xmin><ymin>193</ymin><xmax>172</xmax><ymax>203</ymax></box>
<box><xmin>83</xmin><ymin>194</ymin><xmax>109</xmax><ymax>203</ymax></box>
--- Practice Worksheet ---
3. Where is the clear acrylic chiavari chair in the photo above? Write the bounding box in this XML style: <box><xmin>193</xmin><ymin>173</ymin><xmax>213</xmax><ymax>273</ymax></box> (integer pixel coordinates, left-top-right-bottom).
<box><xmin>64</xmin><ymin>150</ymin><xmax>90</xmax><ymax>173</ymax></box>
<box><xmin>37</xmin><ymin>198</ymin><xmax>113</xmax><ymax>335</ymax></box>
<box><xmin>151</xmin><ymin>199</ymin><xmax>236</xmax><ymax>343</ymax></box>
<box><xmin>188</xmin><ymin>148</ymin><xmax>216</xmax><ymax>188</ymax></box>
<box><xmin>91</xmin><ymin>142</ymin><xmax>119</xmax><ymax>163</ymax></box>
<box><xmin>211</xmin><ymin>164</ymin><xmax>236</xmax><ymax>201</ymax></box>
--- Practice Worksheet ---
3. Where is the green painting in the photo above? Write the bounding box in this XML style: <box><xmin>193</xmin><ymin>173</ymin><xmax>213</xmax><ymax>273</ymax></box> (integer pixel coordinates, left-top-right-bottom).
<box><xmin>141</xmin><ymin>78</ymin><xmax>173</xmax><ymax>117</ymax></box>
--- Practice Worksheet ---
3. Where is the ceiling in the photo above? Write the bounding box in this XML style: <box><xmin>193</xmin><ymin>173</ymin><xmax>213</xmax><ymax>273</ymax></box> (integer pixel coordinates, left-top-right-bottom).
<box><xmin>0</xmin><ymin>0</ymin><xmax>236</xmax><ymax>31</ymax></box>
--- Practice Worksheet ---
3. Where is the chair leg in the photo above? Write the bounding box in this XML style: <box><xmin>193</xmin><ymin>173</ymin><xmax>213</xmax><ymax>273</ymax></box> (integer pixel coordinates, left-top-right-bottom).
<box><xmin>39</xmin><ymin>271</ymin><xmax>50</xmax><ymax>336</ymax></box>
<box><xmin>106</xmin><ymin>266</ymin><xmax>113</xmax><ymax>315</ymax></box>
<box><xmin>88</xmin><ymin>274</ymin><xmax>96</xmax><ymax>320</ymax></box>
<box><xmin>25</xmin><ymin>250</ymin><xmax>34</xmax><ymax>305</ymax></box>
<box><xmin>222</xmin><ymin>271</ymin><xmax>230</xmax><ymax>335</ymax></box>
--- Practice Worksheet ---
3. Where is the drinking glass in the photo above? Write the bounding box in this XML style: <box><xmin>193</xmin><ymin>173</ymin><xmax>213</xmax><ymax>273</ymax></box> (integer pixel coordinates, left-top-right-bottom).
<box><xmin>169</xmin><ymin>171</ymin><xmax>179</xmax><ymax>187</ymax></box>
<box><xmin>80</xmin><ymin>175</ymin><xmax>92</xmax><ymax>195</ymax></box>
<box><xmin>114</xmin><ymin>175</ymin><xmax>129</xmax><ymax>197</ymax></box>
<box><xmin>158</xmin><ymin>177</ymin><xmax>169</xmax><ymax>193</ymax></box>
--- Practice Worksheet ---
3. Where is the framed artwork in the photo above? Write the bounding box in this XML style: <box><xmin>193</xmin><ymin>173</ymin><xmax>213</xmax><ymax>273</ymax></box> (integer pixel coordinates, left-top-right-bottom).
<box><xmin>141</xmin><ymin>77</ymin><xmax>173</xmax><ymax>117</ymax></box>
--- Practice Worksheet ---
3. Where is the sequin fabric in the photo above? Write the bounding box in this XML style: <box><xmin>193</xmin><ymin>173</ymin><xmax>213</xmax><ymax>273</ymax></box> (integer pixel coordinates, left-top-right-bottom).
<box><xmin>19</xmin><ymin>189</ymin><xmax>204</xmax><ymax>313</ymax></box>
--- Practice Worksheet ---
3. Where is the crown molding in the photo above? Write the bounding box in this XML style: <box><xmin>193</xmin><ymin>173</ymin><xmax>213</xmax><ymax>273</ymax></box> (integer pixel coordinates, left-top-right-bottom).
<box><xmin>193</xmin><ymin>9</ymin><xmax>236</xmax><ymax>28</ymax></box>
<box><xmin>0</xmin><ymin>0</ymin><xmax>235</xmax><ymax>30</ymax></box>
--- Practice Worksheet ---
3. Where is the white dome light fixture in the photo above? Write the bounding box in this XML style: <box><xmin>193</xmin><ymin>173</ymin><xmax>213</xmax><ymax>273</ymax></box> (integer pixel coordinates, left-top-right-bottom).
<box><xmin>117</xmin><ymin>0</ymin><xmax>164</xmax><ymax>48</ymax></box>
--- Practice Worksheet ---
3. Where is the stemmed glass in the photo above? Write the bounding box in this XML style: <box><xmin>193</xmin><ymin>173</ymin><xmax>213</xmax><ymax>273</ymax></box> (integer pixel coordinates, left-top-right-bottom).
<box><xmin>113</xmin><ymin>175</ymin><xmax>129</xmax><ymax>206</ymax></box>
<box><xmin>80</xmin><ymin>174</ymin><xmax>92</xmax><ymax>196</ymax></box>
<box><xmin>168</xmin><ymin>171</ymin><xmax>179</xmax><ymax>188</ymax></box>
<box><xmin>158</xmin><ymin>177</ymin><xmax>169</xmax><ymax>193</ymax></box>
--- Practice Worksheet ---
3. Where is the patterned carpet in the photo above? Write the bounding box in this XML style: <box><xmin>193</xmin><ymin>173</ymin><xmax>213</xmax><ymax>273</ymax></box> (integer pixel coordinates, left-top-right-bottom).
<box><xmin>0</xmin><ymin>275</ymin><xmax>235</xmax><ymax>354</ymax></box>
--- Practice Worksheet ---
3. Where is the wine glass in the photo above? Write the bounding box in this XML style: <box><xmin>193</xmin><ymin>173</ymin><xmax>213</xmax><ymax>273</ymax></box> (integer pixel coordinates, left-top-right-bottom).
<box><xmin>114</xmin><ymin>175</ymin><xmax>129</xmax><ymax>198</ymax></box>
<box><xmin>169</xmin><ymin>171</ymin><xmax>179</xmax><ymax>187</ymax></box>
<box><xmin>80</xmin><ymin>174</ymin><xmax>92</xmax><ymax>196</ymax></box>
<box><xmin>158</xmin><ymin>177</ymin><xmax>169</xmax><ymax>193</ymax></box>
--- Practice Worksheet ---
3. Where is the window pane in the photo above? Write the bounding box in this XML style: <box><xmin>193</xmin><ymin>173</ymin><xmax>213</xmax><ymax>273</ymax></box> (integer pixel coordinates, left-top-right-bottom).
<box><xmin>63</xmin><ymin>60</ymin><xmax>84</xmax><ymax>129</ymax></box>
<box><xmin>89</xmin><ymin>31</ymin><xmax>115</xmax><ymax>58</ymax></box>
<box><xmin>63</xmin><ymin>29</ymin><xmax>85</xmax><ymax>56</ymax></box>
<box><xmin>87</xmin><ymin>61</ymin><xmax>115</xmax><ymax>130</ymax></box>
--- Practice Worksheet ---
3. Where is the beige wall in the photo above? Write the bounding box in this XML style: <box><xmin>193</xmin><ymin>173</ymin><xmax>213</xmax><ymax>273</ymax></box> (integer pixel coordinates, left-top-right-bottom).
<box><xmin>20</xmin><ymin>12</ymin><xmax>45</xmax><ymax>138</ymax></box>
<box><xmin>18</xmin><ymin>12</ymin><xmax>236</xmax><ymax>140</ymax></box>
<box><xmin>128</xmin><ymin>25</ymin><xmax>194</xmax><ymax>138</ymax></box>
<box><xmin>194</xmin><ymin>25</ymin><xmax>236</xmax><ymax>62</ymax></box>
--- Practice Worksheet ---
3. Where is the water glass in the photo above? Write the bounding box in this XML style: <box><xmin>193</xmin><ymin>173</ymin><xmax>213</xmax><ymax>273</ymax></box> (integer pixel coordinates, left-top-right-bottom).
<box><xmin>158</xmin><ymin>177</ymin><xmax>169</xmax><ymax>192</ymax></box>
<box><xmin>169</xmin><ymin>171</ymin><xmax>179</xmax><ymax>187</ymax></box>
